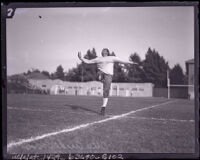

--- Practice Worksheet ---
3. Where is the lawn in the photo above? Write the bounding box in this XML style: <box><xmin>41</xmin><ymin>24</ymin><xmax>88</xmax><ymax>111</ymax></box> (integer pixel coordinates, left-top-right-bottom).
<box><xmin>6</xmin><ymin>94</ymin><xmax>195</xmax><ymax>154</ymax></box>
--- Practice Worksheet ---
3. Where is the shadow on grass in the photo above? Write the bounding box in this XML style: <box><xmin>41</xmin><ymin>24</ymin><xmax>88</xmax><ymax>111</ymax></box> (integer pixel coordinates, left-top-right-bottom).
<box><xmin>64</xmin><ymin>104</ymin><xmax>100</xmax><ymax>115</ymax></box>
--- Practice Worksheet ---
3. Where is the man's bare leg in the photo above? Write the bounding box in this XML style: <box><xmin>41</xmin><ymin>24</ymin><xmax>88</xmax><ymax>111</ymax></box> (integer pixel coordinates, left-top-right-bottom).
<box><xmin>100</xmin><ymin>98</ymin><xmax>108</xmax><ymax>116</ymax></box>
<box><xmin>102</xmin><ymin>98</ymin><xmax>108</xmax><ymax>107</ymax></box>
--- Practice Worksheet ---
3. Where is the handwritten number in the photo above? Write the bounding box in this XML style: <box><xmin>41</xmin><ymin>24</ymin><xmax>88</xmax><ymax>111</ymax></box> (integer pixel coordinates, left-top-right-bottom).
<box><xmin>7</xmin><ymin>8</ymin><xmax>13</xmax><ymax>17</ymax></box>
<box><xmin>118</xmin><ymin>154</ymin><xmax>124</xmax><ymax>159</ymax></box>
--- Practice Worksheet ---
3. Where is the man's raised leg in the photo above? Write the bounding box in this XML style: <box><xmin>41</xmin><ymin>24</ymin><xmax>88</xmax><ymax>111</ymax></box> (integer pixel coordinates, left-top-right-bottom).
<box><xmin>100</xmin><ymin>74</ymin><xmax>112</xmax><ymax>116</ymax></box>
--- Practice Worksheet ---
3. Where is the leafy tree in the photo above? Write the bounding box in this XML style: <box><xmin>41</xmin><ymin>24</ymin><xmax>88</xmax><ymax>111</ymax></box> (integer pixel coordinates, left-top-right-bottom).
<box><xmin>50</xmin><ymin>73</ymin><xmax>57</xmax><ymax>80</ymax></box>
<box><xmin>84</xmin><ymin>48</ymin><xmax>97</xmax><ymax>60</ymax></box>
<box><xmin>112</xmin><ymin>63</ymin><xmax>127</xmax><ymax>82</ymax></box>
<box><xmin>24</xmin><ymin>69</ymin><xmax>40</xmax><ymax>75</ymax></box>
<box><xmin>143</xmin><ymin>47</ymin><xmax>169</xmax><ymax>87</ymax></box>
<box><xmin>169</xmin><ymin>64</ymin><xmax>185</xmax><ymax>84</ymax></box>
<box><xmin>65</xmin><ymin>48</ymin><xmax>98</xmax><ymax>82</ymax></box>
<box><xmin>111</xmin><ymin>51</ymin><xmax>127</xmax><ymax>82</ymax></box>
<box><xmin>110</xmin><ymin>51</ymin><xmax>116</xmax><ymax>56</ymax></box>
<box><xmin>41</xmin><ymin>70</ymin><xmax>50</xmax><ymax>78</ymax></box>
<box><xmin>82</xmin><ymin>48</ymin><xmax>98</xmax><ymax>81</ymax></box>
<box><xmin>55</xmin><ymin>65</ymin><xmax>65</xmax><ymax>80</ymax></box>
<box><xmin>127</xmin><ymin>52</ymin><xmax>144</xmax><ymax>82</ymax></box>
<box><xmin>24</xmin><ymin>70</ymin><xmax>31</xmax><ymax>75</ymax></box>
<box><xmin>31</xmin><ymin>68</ymin><xmax>40</xmax><ymax>73</ymax></box>
<box><xmin>129</xmin><ymin>52</ymin><xmax>141</xmax><ymax>63</ymax></box>
<box><xmin>65</xmin><ymin>64</ymin><xmax>83</xmax><ymax>81</ymax></box>
<box><xmin>9</xmin><ymin>74</ymin><xmax>29</xmax><ymax>84</ymax></box>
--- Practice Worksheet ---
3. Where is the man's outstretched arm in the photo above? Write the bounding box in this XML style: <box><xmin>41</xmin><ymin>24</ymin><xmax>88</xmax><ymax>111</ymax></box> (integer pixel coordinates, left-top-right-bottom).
<box><xmin>113</xmin><ymin>56</ymin><xmax>144</xmax><ymax>70</ymax></box>
<box><xmin>78</xmin><ymin>52</ymin><xmax>98</xmax><ymax>64</ymax></box>
<box><xmin>113</xmin><ymin>57</ymin><xmax>138</xmax><ymax>65</ymax></box>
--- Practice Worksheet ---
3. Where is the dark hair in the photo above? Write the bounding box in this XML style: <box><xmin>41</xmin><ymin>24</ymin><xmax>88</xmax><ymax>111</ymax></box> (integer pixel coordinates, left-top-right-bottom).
<box><xmin>101</xmin><ymin>48</ymin><xmax>110</xmax><ymax>56</ymax></box>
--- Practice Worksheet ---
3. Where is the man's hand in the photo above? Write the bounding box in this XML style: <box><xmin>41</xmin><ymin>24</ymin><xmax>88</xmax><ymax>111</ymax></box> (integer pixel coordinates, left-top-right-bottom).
<box><xmin>139</xmin><ymin>65</ymin><xmax>144</xmax><ymax>70</ymax></box>
<box><xmin>78</xmin><ymin>52</ymin><xmax>82</xmax><ymax>60</ymax></box>
<box><xmin>129</xmin><ymin>61</ymin><xmax>138</xmax><ymax>65</ymax></box>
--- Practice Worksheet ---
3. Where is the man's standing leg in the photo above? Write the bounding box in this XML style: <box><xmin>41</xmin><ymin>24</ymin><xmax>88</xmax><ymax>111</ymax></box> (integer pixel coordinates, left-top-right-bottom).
<box><xmin>100</xmin><ymin>73</ymin><xmax>112</xmax><ymax>116</ymax></box>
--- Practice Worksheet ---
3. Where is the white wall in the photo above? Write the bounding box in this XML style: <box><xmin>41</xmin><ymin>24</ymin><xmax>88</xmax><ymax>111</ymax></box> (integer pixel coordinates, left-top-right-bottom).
<box><xmin>28</xmin><ymin>79</ymin><xmax>153</xmax><ymax>97</ymax></box>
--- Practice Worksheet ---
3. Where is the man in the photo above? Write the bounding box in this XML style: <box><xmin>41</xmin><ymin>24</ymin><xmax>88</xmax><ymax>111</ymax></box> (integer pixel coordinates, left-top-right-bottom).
<box><xmin>78</xmin><ymin>48</ymin><xmax>141</xmax><ymax>116</ymax></box>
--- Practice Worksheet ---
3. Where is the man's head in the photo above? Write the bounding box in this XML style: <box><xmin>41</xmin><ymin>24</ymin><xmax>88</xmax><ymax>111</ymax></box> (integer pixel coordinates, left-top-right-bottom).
<box><xmin>101</xmin><ymin>48</ymin><xmax>110</xmax><ymax>57</ymax></box>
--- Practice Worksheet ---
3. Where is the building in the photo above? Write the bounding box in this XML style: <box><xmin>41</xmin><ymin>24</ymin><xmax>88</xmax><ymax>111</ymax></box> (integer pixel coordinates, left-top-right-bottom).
<box><xmin>28</xmin><ymin>79</ymin><xmax>154</xmax><ymax>97</ymax></box>
<box><xmin>110</xmin><ymin>83</ymin><xmax>153</xmax><ymax>97</ymax></box>
<box><xmin>185</xmin><ymin>59</ymin><xmax>194</xmax><ymax>99</ymax></box>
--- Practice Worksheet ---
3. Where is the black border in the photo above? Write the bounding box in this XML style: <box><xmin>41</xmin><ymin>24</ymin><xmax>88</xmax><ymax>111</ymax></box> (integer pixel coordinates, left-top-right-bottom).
<box><xmin>1</xmin><ymin>2</ymin><xmax>199</xmax><ymax>160</ymax></box>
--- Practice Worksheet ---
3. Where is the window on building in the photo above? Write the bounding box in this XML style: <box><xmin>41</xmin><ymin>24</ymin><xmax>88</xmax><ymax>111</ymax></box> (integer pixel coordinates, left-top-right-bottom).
<box><xmin>113</xmin><ymin>86</ymin><xmax>117</xmax><ymax>90</ymax></box>
<box><xmin>132</xmin><ymin>88</ymin><xmax>137</xmax><ymax>91</ymax></box>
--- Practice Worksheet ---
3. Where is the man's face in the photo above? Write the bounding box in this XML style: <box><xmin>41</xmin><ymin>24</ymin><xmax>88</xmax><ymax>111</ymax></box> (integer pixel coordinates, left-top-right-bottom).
<box><xmin>102</xmin><ymin>49</ymin><xmax>109</xmax><ymax>57</ymax></box>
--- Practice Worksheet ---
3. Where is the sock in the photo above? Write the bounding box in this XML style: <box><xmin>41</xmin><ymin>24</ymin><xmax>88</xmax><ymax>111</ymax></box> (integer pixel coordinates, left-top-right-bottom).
<box><xmin>102</xmin><ymin>98</ymin><xmax>108</xmax><ymax>107</ymax></box>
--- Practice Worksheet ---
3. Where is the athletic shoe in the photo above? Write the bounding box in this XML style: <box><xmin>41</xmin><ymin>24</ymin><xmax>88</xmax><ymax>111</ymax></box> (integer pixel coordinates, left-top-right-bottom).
<box><xmin>100</xmin><ymin>107</ymin><xmax>106</xmax><ymax>116</ymax></box>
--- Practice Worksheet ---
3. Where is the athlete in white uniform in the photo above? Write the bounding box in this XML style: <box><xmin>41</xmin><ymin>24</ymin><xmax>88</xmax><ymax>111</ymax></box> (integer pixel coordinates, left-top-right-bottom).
<box><xmin>78</xmin><ymin>48</ymin><xmax>140</xmax><ymax>116</ymax></box>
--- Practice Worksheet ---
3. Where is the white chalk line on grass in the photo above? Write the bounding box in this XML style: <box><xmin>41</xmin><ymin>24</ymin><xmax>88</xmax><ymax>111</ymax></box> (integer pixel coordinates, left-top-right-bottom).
<box><xmin>7</xmin><ymin>106</ymin><xmax>53</xmax><ymax>112</ymax></box>
<box><xmin>127</xmin><ymin>116</ymin><xmax>194</xmax><ymax>123</ymax></box>
<box><xmin>7</xmin><ymin>100</ymin><xmax>177</xmax><ymax>150</ymax></box>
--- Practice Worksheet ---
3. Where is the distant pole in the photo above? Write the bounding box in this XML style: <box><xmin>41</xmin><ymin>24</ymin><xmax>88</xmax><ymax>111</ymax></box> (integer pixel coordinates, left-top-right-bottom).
<box><xmin>167</xmin><ymin>69</ymin><xmax>170</xmax><ymax>99</ymax></box>
<box><xmin>81</xmin><ymin>62</ymin><xmax>83</xmax><ymax>95</ymax></box>
<box><xmin>110</xmin><ymin>83</ymin><xmax>112</xmax><ymax>96</ymax></box>
<box><xmin>81</xmin><ymin>62</ymin><xmax>83</xmax><ymax>82</ymax></box>
<box><xmin>117</xmin><ymin>85</ymin><xmax>119</xmax><ymax>96</ymax></box>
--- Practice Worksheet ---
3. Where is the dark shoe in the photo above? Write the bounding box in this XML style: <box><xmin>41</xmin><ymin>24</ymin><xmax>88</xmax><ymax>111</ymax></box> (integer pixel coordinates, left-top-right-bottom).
<box><xmin>100</xmin><ymin>107</ymin><xmax>106</xmax><ymax>116</ymax></box>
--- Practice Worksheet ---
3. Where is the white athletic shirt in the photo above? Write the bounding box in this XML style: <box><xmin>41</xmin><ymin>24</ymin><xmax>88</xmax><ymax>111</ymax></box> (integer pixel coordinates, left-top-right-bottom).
<box><xmin>87</xmin><ymin>56</ymin><xmax>122</xmax><ymax>75</ymax></box>
<box><xmin>81</xmin><ymin>55</ymin><xmax>133</xmax><ymax>75</ymax></box>
<box><xmin>97</xmin><ymin>60</ymin><xmax>114</xmax><ymax>75</ymax></box>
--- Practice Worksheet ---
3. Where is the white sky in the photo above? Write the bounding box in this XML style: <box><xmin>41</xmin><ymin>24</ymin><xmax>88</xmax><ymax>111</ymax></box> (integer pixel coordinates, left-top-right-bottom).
<box><xmin>6</xmin><ymin>7</ymin><xmax>194</xmax><ymax>75</ymax></box>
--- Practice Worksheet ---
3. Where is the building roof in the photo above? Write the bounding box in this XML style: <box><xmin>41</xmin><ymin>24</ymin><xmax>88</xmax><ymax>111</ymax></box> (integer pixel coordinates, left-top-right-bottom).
<box><xmin>185</xmin><ymin>59</ymin><xmax>194</xmax><ymax>64</ymax></box>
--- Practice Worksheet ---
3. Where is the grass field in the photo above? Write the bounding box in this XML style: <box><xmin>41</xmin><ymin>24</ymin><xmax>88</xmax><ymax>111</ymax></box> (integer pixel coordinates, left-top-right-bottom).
<box><xmin>7</xmin><ymin>94</ymin><xmax>195</xmax><ymax>154</ymax></box>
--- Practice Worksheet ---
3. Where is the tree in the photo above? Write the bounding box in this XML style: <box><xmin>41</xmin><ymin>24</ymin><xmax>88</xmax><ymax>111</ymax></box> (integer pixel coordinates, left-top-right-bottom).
<box><xmin>9</xmin><ymin>74</ymin><xmax>29</xmax><ymax>84</ymax></box>
<box><xmin>112</xmin><ymin>63</ymin><xmax>127</xmax><ymax>82</ymax></box>
<box><xmin>65</xmin><ymin>48</ymin><xmax>98</xmax><ymax>82</ymax></box>
<box><xmin>127</xmin><ymin>52</ymin><xmax>144</xmax><ymax>82</ymax></box>
<box><xmin>24</xmin><ymin>68</ymin><xmax>40</xmax><ymax>75</ymax></box>
<box><xmin>129</xmin><ymin>52</ymin><xmax>141</xmax><ymax>63</ymax></box>
<box><xmin>55</xmin><ymin>65</ymin><xmax>65</xmax><ymax>80</ymax></box>
<box><xmin>24</xmin><ymin>70</ymin><xmax>31</xmax><ymax>76</ymax></box>
<box><xmin>31</xmin><ymin>68</ymin><xmax>40</xmax><ymax>73</ymax></box>
<box><xmin>110</xmin><ymin>51</ymin><xmax>116</xmax><ymax>56</ymax></box>
<box><xmin>169</xmin><ymin>64</ymin><xmax>185</xmax><ymax>84</ymax></box>
<box><xmin>65</xmin><ymin>64</ymin><xmax>83</xmax><ymax>81</ymax></box>
<box><xmin>41</xmin><ymin>70</ymin><xmax>50</xmax><ymax>78</ymax></box>
<box><xmin>143</xmin><ymin>47</ymin><xmax>169</xmax><ymax>87</ymax></box>
<box><xmin>82</xmin><ymin>48</ymin><xmax>98</xmax><ymax>81</ymax></box>
<box><xmin>84</xmin><ymin>48</ymin><xmax>97</xmax><ymax>60</ymax></box>
<box><xmin>111</xmin><ymin>51</ymin><xmax>127</xmax><ymax>82</ymax></box>
<box><xmin>7</xmin><ymin>74</ymin><xmax>30</xmax><ymax>93</ymax></box>
<box><xmin>50</xmin><ymin>73</ymin><xmax>57</xmax><ymax>80</ymax></box>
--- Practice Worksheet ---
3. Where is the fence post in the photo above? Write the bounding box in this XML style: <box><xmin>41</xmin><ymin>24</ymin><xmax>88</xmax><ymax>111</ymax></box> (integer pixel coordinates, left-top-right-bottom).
<box><xmin>167</xmin><ymin>69</ymin><xmax>170</xmax><ymax>99</ymax></box>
